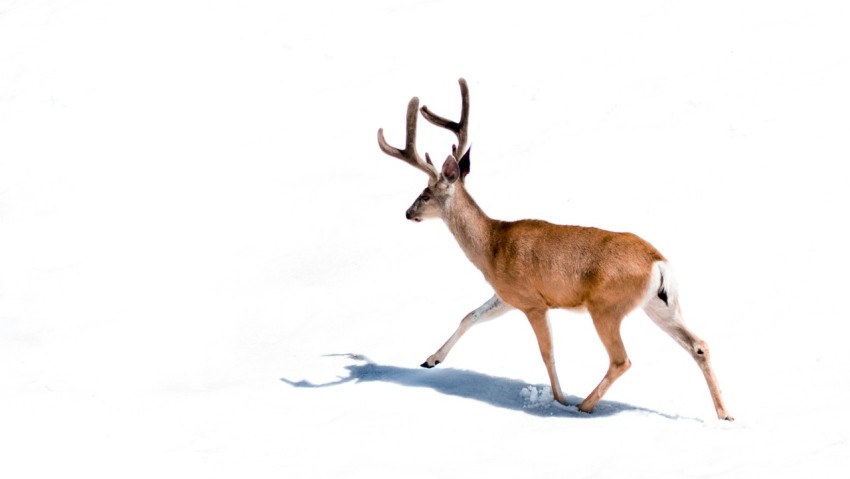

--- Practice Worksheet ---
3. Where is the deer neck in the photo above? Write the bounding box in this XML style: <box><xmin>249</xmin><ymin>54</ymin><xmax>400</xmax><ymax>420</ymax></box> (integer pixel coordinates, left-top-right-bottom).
<box><xmin>442</xmin><ymin>184</ymin><xmax>495</xmax><ymax>272</ymax></box>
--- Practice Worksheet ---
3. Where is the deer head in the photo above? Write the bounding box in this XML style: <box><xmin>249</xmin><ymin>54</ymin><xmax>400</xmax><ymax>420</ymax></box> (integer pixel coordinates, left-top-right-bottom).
<box><xmin>377</xmin><ymin>78</ymin><xmax>471</xmax><ymax>223</ymax></box>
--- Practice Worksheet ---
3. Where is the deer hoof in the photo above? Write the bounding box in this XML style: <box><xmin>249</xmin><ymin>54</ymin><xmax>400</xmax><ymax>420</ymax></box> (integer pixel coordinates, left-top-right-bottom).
<box><xmin>420</xmin><ymin>360</ymin><xmax>441</xmax><ymax>369</ymax></box>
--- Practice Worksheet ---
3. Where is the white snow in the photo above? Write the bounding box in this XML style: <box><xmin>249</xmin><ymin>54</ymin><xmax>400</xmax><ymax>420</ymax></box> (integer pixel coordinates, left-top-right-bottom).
<box><xmin>2</xmin><ymin>0</ymin><xmax>849</xmax><ymax>477</ymax></box>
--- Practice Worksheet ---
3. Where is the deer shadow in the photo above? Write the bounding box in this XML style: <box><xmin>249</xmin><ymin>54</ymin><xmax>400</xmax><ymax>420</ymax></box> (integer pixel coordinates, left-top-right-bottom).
<box><xmin>280</xmin><ymin>354</ymin><xmax>701</xmax><ymax>421</ymax></box>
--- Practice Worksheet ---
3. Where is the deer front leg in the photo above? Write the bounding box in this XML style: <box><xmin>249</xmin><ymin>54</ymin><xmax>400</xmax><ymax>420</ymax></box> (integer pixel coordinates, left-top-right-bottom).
<box><xmin>525</xmin><ymin>308</ymin><xmax>567</xmax><ymax>405</ymax></box>
<box><xmin>421</xmin><ymin>294</ymin><xmax>512</xmax><ymax>368</ymax></box>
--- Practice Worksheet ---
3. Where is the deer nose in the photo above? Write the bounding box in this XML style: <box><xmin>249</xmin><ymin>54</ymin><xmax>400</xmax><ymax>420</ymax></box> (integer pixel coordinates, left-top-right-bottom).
<box><xmin>405</xmin><ymin>209</ymin><xmax>414</xmax><ymax>220</ymax></box>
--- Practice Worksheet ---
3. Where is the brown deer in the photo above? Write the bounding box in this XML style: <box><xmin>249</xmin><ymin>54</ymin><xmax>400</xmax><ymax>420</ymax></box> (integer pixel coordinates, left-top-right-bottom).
<box><xmin>377</xmin><ymin>78</ymin><xmax>733</xmax><ymax>420</ymax></box>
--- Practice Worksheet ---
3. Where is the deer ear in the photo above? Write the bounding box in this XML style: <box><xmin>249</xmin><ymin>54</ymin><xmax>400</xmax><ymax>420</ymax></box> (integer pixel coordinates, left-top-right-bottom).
<box><xmin>441</xmin><ymin>155</ymin><xmax>460</xmax><ymax>184</ymax></box>
<box><xmin>458</xmin><ymin>146</ymin><xmax>471</xmax><ymax>180</ymax></box>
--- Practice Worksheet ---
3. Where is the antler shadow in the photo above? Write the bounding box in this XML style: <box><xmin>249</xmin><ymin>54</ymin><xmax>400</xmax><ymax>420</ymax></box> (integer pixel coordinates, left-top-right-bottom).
<box><xmin>281</xmin><ymin>354</ymin><xmax>701</xmax><ymax>421</ymax></box>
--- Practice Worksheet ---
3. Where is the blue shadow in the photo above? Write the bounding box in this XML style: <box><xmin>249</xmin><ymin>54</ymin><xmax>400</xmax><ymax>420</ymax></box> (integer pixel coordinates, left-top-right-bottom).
<box><xmin>281</xmin><ymin>354</ymin><xmax>700</xmax><ymax>421</ymax></box>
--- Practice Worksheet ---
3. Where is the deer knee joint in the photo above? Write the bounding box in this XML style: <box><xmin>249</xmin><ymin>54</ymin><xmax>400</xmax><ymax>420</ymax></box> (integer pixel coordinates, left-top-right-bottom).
<box><xmin>693</xmin><ymin>341</ymin><xmax>710</xmax><ymax>360</ymax></box>
<box><xmin>613</xmin><ymin>357</ymin><xmax>631</xmax><ymax>374</ymax></box>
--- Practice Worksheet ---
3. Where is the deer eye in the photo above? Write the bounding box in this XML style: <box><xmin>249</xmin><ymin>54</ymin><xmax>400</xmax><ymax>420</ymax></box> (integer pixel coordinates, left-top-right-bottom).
<box><xmin>420</xmin><ymin>195</ymin><xmax>431</xmax><ymax>203</ymax></box>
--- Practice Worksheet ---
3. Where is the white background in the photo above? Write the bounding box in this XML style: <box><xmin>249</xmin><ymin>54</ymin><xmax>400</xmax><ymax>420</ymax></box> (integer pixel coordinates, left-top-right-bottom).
<box><xmin>2</xmin><ymin>1</ymin><xmax>849</xmax><ymax>477</ymax></box>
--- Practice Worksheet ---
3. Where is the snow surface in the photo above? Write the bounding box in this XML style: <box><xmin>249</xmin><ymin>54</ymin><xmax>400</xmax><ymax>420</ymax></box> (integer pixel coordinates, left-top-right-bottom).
<box><xmin>2</xmin><ymin>0</ymin><xmax>849</xmax><ymax>477</ymax></box>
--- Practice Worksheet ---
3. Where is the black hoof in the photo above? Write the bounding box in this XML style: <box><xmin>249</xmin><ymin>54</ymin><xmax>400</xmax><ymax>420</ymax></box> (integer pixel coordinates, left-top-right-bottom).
<box><xmin>420</xmin><ymin>360</ymin><xmax>440</xmax><ymax>369</ymax></box>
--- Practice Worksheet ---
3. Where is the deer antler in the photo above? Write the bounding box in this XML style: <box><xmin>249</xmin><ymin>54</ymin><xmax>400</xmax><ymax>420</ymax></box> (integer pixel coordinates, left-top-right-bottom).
<box><xmin>377</xmin><ymin>97</ymin><xmax>439</xmax><ymax>182</ymax></box>
<box><xmin>420</xmin><ymin>78</ymin><xmax>470</xmax><ymax>159</ymax></box>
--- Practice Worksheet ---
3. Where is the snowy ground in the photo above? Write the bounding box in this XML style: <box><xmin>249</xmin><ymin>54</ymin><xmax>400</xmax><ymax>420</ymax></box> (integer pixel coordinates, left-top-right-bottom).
<box><xmin>2</xmin><ymin>1</ymin><xmax>849</xmax><ymax>477</ymax></box>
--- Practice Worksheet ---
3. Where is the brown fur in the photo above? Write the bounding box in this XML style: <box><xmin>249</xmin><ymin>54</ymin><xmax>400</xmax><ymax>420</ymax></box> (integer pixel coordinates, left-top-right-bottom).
<box><xmin>440</xmin><ymin>184</ymin><xmax>664</xmax><ymax>314</ymax></box>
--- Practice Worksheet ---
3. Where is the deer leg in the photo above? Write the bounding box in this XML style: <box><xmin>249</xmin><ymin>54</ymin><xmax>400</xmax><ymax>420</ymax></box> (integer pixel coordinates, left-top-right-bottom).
<box><xmin>643</xmin><ymin>298</ymin><xmax>733</xmax><ymax>420</ymax></box>
<box><xmin>579</xmin><ymin>311</ymin><xmax>631</xmax><ymax>413</ymax></box>
<box><xmin>525</xmin><ymin>308</ymin><xmax>567</xmax><ymax>404</ymax></box>
<box><xmin>421</xmin><ymin>294</ymin><xmax>512</xmax><ymax>368</ymax></box>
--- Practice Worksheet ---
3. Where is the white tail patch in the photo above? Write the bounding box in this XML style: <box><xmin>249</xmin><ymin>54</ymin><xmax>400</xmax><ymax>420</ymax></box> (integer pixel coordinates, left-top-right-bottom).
<box><xmin>642</xmin><ymin>261</ymin><xmax>678</xmax><ymax>310</ymax></box>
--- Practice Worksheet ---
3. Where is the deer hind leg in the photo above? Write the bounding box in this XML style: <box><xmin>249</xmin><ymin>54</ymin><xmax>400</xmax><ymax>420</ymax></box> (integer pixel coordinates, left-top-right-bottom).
<box><xmin>643</xmin><ymin>296</ymin><xmax>734</xmax><ymax>421</ymax></box>
<box><xmin>421</xmin><ymin>294</ymin><xmax>513</xmax><ymax>368</ymax></box>
<box><xmin>578</xmin><ymin>310</ymin><xmax>631</xmax><ymax>413</ymax></box>
<box><xmin>524</xmin><ymin>308</ymin><xmax>567</xmax><ymax>405</ymax></box>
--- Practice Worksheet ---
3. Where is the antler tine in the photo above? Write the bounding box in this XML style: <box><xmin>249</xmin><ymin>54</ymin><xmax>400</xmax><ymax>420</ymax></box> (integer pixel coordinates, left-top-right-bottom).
<box><xmin>377</xmin><ymin>97</ymin><xmax>439</xmax><ymax>181</ymax></box>
<box><xmin>420</xmin><ymin>78</ymin><xmax>470</xmax><ymax>158</ymax></box>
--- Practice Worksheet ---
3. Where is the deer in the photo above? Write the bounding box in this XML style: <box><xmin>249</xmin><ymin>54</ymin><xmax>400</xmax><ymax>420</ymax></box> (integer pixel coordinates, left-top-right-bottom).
<box><xmin>376</xmin><ymin>78</ymin><xmax>733</xmax><ymax>421</ymax></box>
